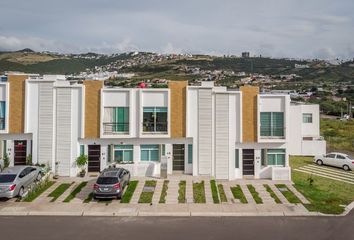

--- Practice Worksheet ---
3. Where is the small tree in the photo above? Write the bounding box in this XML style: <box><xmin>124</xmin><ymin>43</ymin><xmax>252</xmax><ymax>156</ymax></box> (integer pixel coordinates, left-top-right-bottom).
<box><xmin>76</xmin><ymin>154</ymin><xmax>88</xmax><ymax>177</ymax></box>
<box><xmin>3</xmin><ymin>153</ymin><xmax>9</xmax><ymax>170</ymax></box>
<box><xmin>26</xmin><ymin>154</ymin><xmax>32</xmax><ymax>165</ymax></box>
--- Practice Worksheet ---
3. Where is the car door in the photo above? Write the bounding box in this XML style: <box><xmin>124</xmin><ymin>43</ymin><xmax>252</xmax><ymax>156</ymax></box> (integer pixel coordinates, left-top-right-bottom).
<box><xmin>334</xmin><ymin>154</ymin><xmax>346</xmax><ymax>168</ymax></box>
<box><xmin>18</xmin><ymin>169</ymin><xmax>28</xmax><ymax>188</ymax></box>
<box><xmin>324</xmin><ymin>153</ymin><xmax>336</xmax><ymax>166</ymax></box>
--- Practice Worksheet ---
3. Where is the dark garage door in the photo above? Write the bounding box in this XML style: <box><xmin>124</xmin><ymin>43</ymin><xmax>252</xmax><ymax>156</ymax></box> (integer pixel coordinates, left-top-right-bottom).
<box><xmin>173</xmin><ymin>144</ymin><xmax>185</xmax><ymax>171</ymax></box>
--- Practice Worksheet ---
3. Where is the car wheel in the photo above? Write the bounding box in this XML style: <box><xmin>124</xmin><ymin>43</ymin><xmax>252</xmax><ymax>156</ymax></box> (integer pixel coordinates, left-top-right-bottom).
<box><xmin>117</xmin><ymin>193</ymin><xmax>122</xmax><ymax>200</ymax></box>
<box><xmin>316</xmin><ymin>160</ymin><xmax>323</xmax><ymax>166</ymax></box>
<box><xmin>343</xmin><ymin>165</ymin><xmax>350</xmax><ymax>171</ymax></box>
<box><xmin>18</xmin><ymin>187</ymin><xmax>25</xmax><ymax>198</ymax></box>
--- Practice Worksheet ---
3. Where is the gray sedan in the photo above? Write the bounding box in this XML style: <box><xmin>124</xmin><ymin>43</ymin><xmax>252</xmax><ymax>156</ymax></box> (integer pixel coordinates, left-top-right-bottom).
<box><xmin>0</xmin><ymin>166</ymin><xmax>42</xmax><ymax>199</ymax></box>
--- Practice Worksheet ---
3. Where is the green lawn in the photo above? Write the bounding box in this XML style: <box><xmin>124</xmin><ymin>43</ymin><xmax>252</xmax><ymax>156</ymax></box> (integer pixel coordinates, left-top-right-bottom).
<box><xmin>230</xmin><ymin>185</ymin><xmax>248</xmax><ymax>203</ymax></box>
<box><xmin>63</xmin><ymin>182</ymin><xmax>87</xmax><ymax>203</ymax></box>
<box><xmin>178</xmin><ymin>181</ymin><xmax>186</xmax><ymax>203</ymax></box>
<box><xmin>138</xmin><ymin>180</ymin><xmax>156</xmax><ymax>203</ymax></box>
<box><xmin>193</xmin><ymin>181</ymin><xmax>206</xmax><ymax>203</ymax></box>
<box><xmin>159</xmin><ymin>180</ymin><xmax>169</xmax><ymax>203</ymax></box>
<box><xmin>23</xmin><ymin>180</ymin><xmax>55</xmax><ymax>202</ymax></box>
<box><xmin>247</xmin><ymin>185</ymin><xmax>263</xmax><ymax>204</ymax></box>
<box><xmin>48</xmin><ymin>183</ymin><xmax>73</xmax><ymax>202</ymax></box>
<box><xmin>210</xmin><ymin>180</ymin><xmax>220</xmax><ymax>204</ymax></box>
<box><xmin>275</xmin><ymin>184</ymin><xmax>301</xmax><ymax>204</ymax></box>
<box><xmin>217</xmin><ymin>184</ymin><xmax>228</xmax><ymax>202</ymax></box>
<box><xmin>264</xmin><ymin>184</ymin><xmax>281</xmax><ymax>204</ymax></box>
<box><xmin>291</xmin><ymin>156</ymin><xmax>354</xmax><ymax>214</ymax></box>
<box><xmin>120</xmin><ymin>180</ymin><xmax>138</xmax><ymax>203</ymax></box>
<box><xmin>321</xmin><ymin>119</ymin><xmax>354</xmax><ymax>153</ymax></box>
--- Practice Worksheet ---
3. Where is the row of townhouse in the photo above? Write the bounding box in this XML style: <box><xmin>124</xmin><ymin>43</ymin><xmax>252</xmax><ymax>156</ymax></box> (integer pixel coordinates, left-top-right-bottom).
<box><xmin>0</xmin><ymin>73</ymin><xmax>326</xmax><ymax>180</ymax></box>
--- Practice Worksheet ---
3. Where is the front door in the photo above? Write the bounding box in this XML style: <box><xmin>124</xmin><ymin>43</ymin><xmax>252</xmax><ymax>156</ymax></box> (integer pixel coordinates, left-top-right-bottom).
<box><xmin>14</xmin><ymin>140</ymin><xmax>27</xmax><ymax>165</ymax></box>
<box><xmin>242</xmin><ymin>149</ymin><xmax>254</xmax><ymax>175</ymax></box>
<box><xmin>88</xmin><ymin>145</ymin><xmax>101</xmax><ymax>172</ymax></box>
<box><xmin>173</xmin><ymin>144</ymin><xmax>185</xmax><ymax>171</ymax></box>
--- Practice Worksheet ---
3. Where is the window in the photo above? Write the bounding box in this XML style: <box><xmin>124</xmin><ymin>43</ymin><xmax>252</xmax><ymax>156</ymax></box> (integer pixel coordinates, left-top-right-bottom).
<box><xmin>114</xmin><ymin>145</ymin><xmax>133</xmax><ymax>163</ymax></box>
<box><xmin>303</xmin><ymin>113</ymin><xmax>313</xmax><ymax>123</ymax></box>
<box><xmin>188</xmin><ymin>144</ymin><xmax>193</xmax><ymax>164</ymax></box>
<box><xmin>79</xmin><ymin>145</ymin><xmax>84</xmax><ymax>155</ymax></box>
<box><xmin>103</xmin><ymin>107</ymin><xmax>129</xmax><ymax>134</ymax></box>
<box><xmin>0</xmin><ymin>101</ymin><xmax>5</xmax><ymax>130</ymax></box>
<box><xmin>235</xmin><ymin>149</ymin><xmax>239</xmax><ymax>168</ymax></box>
<box><xmin>143</xmin><ymin>107</ymin><xmax>168</xmax><ymax>133</ymax></box>
<box><xmin>263</xmin><ymin>149</ymin><xmax>286</xmax><ymax>166</ymax></box>
<box><xmin>336</xmin><ymin>154</ymin><xmax>346</xmax><ymax>160</ymax></box>
<box><xmin>141</xmin><ymin>144</ymin><xmax>160</xmax><ymax>162</ymax></box>
<box><xmin>260</xmin><ymin>112</ymin><xmax>284</xmax><ymax>137</ymax></box>
<box><xmin>325</xmin><ymin>154</ymin><xmax>336</xmax><ymax>158</ymax></box>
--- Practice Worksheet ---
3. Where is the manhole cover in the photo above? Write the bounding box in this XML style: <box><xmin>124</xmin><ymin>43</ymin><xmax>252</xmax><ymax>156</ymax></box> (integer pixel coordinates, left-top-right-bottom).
<box><xmin>143</xmin><ymin>186</ymin><xmax>155</xmax><ymax>192</ymax></box>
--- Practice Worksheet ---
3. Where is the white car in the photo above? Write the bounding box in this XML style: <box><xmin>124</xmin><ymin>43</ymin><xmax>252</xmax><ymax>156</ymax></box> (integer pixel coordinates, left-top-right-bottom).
<box><xmin>314</xmin><ymin>152</ymin><xmax>354</xmax><ymax>171</ymax></box>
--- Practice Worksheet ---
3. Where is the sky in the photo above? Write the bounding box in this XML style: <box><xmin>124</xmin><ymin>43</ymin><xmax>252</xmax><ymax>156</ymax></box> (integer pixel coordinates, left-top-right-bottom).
<box><xmin>0</xmin><ymin>0</ymin><xmax>353</xmax><ymax>59</ymax></box>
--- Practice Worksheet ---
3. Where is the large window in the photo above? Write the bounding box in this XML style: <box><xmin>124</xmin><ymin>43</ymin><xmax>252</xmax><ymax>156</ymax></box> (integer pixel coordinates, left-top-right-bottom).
<box><xmin>0</xmin><ymin>101</ymin><xmax>5</xmax><ymax>130</ymax></box>
<box><xmin>103</xmin><ymin>107</ymin><xmax>129</xmax><ymax>134</ymax></box>
<box><xmin>143</xmin><ymin>107</ymin><xmax>167</xmax><ymax>133</ymax></box>
<box><xmin>303</xmin><ymin>113</ymin><xmax>313</xmax><ymax>123</ymax></box>
<box><xmin>262</xmin><ymin>149</ymin><xmax>285</xmax><ymax>166</ymax></box>
<box><xmin>114</xmin><ymin>145</ymin><xmax>133</xmax><ymax>163</ymax></box>
<box><xmin>260</xmin><ymin>112</ymin><xmax>284</xmax><ymax>137</ymax></box>
<box><xmin>141</xmin><ymin>144</ymin><xmax>160</xmax><ymax>162</ymax></box>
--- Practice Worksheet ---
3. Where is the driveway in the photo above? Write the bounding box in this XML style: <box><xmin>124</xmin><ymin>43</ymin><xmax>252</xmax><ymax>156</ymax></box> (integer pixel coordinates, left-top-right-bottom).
<box><xmin>294</xmin><ymin>164</ymin><xmax>354</xmax><ymax>184</ymax></box>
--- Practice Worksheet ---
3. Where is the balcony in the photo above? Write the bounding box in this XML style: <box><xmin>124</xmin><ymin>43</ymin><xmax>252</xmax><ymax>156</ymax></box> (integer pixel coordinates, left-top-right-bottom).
<box><xmin>260</xmin><ymin>127</ymin><xmax>285</xmax><ymax>139</ymax></box>
<box><xmin>103</xmin><ymin>123</ymin><xmax>129</xmax><ymax>135</ymax></box>
<box><xmin>142</xmin><ymin>121</ymin><xmax>168</xmax><ymax>134</ymax></box>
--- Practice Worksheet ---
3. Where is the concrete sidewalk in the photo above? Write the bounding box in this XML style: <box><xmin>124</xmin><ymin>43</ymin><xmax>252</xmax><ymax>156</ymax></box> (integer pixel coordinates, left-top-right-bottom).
<box><xmin>0</xmin><ymin>201</ymin><xmax>319</xmax><ymax>217</ymax></box>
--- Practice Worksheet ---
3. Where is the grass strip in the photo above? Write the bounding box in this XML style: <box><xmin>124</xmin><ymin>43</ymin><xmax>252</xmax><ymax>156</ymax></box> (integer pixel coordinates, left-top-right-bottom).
<box><xmin>230</xmin><ymin>185</ymin><xmax>248</xmax><ymax>203</ymax></box>
<box><xmin>217</xmin><ymin>184</ymin><xmax>228</xmax><ymax>202</ymax></box>
<box><xmin>275</xmin><ymin>184</ymin><xmax>301</xmax><ymax>204</ymax></box>
<box><xmin>23</xmin><ymin>180</ymin><xmax>55</xmax><ymax>202</ymax></box>
<box><xmin>264</xmin><ymin>184</ymin><xmax>281</xmax><ymax>204</ymax></box>
<box><xmin>48</xmin><ymin>182</ymin><xmax>73</xmax><ymax>202</ymax></box>
<box><xmin>178</xmin><ymin>180</ymin><xmax>186</xmax><ymax>203</ymax></box>
<box><xmin>159</xmin><ymin>180</ymin><xmax>169</xmax><ymax>203</ymax></box>
<box><xmin>247</xmin><ymin>185</ymin><xmax>263</xmax><ymax>204</ymax></box>
<box><xmin>138</xmin><ymin>180</ymin><xmax>157</xmax><ymax>203</ymax></box>
<box><xmin>193</xmin><ymin>181</ymin><xmax>206</xmax><ymax>203</ymax></box>
<box><xmin>210</xmin><ymin>180</ymin><xmax>220</xmax><ymax>203</ymax></box>
<box><xmin>63</xmin><ymin>182</ymin><xmax>88</xmax><ymax>203</ymax></box>
<box><xmin>83</xmin><ymin>193</ymin><xmax>93</xmax><ymax>203</ymax></box>
<box><xmin>291</xmin><ymin>156</ymin><xmax>354</xmax><ymax>214</ymax></box>
<box><xmin>120</xmin><ymin>180</ymin><xmax>138</xmax><ymax>203</ymax></box>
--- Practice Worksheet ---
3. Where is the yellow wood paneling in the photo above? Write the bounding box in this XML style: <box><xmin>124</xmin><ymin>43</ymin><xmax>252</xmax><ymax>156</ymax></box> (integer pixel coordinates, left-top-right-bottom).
<box><xmin>240</xmin><ymin>85</ymin><xmax>259</xmax><ymax>142</ymax></box>
<box><xmin>8</xmin><ymin>74</ymin><xmax>27</xmax><ymax>133</ymax></box>
<box><xmin>169</xmin><ymin>81</ymin><xmax>187</xmax><ymax>138</ymax></box>
<box><xmin>83</xmin><ymin>80</ymin><xmax>103</xmax><ymax>138</ymax></box>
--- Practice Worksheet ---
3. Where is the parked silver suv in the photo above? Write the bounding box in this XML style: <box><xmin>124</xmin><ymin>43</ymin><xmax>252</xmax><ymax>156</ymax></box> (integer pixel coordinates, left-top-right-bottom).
<box><xmin>93</xmin><ymin>168</ymin><xmax>130</xmax><ymax>199</ymax></box>
<box><xmin>0</xmin><ymin>166</ymin><xmax>42</xmax><ymax>199</ymax></box>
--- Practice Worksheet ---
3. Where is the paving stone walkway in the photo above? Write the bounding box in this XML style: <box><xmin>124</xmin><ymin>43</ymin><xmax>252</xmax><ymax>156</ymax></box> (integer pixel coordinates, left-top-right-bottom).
<box><xmin>152</xmin><ymin>180</ymin><xmax>163</xmax><ymax>204</ymax></box>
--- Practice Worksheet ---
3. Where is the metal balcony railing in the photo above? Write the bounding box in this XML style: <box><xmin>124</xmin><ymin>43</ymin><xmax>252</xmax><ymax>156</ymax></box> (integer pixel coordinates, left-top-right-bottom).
<box><xmin>103</xmin><ymin>123</ymin><xmax>129</xmax><ymax>134</ymax></box>
<box><xmin>142</xmin><ymin>122</ymin><xmax>168</xmax><ymax>133</ymax></box>
<box><xmin>260</xmin><ymin>127</ymin><xmax>285</xmax><ymax>138</ymax></box>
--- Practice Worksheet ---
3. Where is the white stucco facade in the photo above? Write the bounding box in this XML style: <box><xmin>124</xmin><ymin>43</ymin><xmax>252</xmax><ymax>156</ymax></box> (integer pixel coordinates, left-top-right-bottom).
<box><xmin>0</xmin><ymin>75</ymin><xmax>326</xmax><ymax>180</ymax></box>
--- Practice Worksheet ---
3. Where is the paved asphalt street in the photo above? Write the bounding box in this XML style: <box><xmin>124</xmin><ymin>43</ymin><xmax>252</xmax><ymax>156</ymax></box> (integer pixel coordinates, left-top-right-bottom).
<box><xmin>0</xmin><ymin>211</ymin><xmax>353</xmax><ymax>240</ymax></box>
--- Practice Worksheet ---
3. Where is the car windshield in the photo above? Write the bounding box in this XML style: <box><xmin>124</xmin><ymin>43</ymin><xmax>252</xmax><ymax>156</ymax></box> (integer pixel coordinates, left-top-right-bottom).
<box><xmin>96</xmin><ymin>177</ymin><xmax>118</xmax><ymax>184</ymax></box>
<box><xmin>0</xmin><ymin>174</ymin><xmax>17</xmax><ymax>183</ymax></box>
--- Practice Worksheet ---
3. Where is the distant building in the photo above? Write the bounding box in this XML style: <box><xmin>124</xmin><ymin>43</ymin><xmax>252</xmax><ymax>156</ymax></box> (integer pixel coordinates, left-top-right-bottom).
<box><xmin>242</xmin><ymin>52</ymin><xmax>250</xmax><ymax>58</ymax></box>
